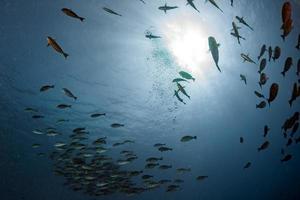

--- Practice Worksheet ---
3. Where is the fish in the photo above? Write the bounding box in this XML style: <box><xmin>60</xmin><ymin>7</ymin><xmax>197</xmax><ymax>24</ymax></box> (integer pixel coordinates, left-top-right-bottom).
<box><xmin>291</xmin><ymin>122</ymin><xmax>299</xmax><ymax>137</ymax></box>
<box><xmin>286</xmin><ymin>138</ymin><xmax>293</xmax><ymax>147</ymax></box>
<box><xmin>206</xmin><ymin>0</ymin><xmax>223</xmax><ymax>13</ymax></box>
<box><xmin>56</xmin><ymin>119</ymin><xmax>69</xmax><ymax>123</ymax></box>
<box><xmin>281</xmin><ymin>154</ymin><xmax>292</xmax><ymax>162</ymax></box>
<box><xmin>158</xmin><ymin>3</ymin><xmax>178</xmax><ymax>14</ymax></box>
<box><xmin>281</xmin><ymin>18</ymin><xmax>293</xmax><ymax>41</ymax></box>
<box><xmin>297</xmin><ymin>59</ymin><xmax>300</xmax><ymax>76</ymax></box>
<box><xmin>230</xmin><ymin>0</ymin><xmax>233</xmax><ymax>6</ymax></box>
<box><xmin>177</xmin><ymin>83</ymin><xmax>190</xmax><ymax>99</ymax></box>
<box><xmin>264</xmin><ymin>125</ymin><xmax>270</xmax><ymax>137</ymax></box>
<box><xmin>240</xmin><ymin>74</ymin><xmax>247</xmax><ymax>85</ymax></box>
<box><xmin>180</xmin><ymin>135</ymin><xmax>197</xmax><ymax>142</ymax></box>
<box><xmin>179</xmin><ymin>71</ymin><xmax>195</xmax><ymax>81</ymax></box>
<box><xmin>267</xmin><ymin>83</ymin><xmax>279</xmax><ymax>106</ymax></box>
<box><xmin>196</xmin><ymin>176</ymin><xmax>208</xmax><ymax>181</ymax></box>
<box><xmin>61</xmin><ymin>8</ymin><xmax>85</xmax><ymax>22</ymax></box>
<box><xmin>240</xmin><ymin>137</ymin><xmax>244</xmax><ymax>143</ymax></box>
<box><xmin>282</xmin><ymin>1</ymin><xmax>292</xmax><ymax>24</ymax></box>
<box><xmin>236</xmin><ymin>16</ymin><xmax>253</xmax><ymax>31</ymax></box>
<box><xmin>281</xmin><ymin>57</ymin><xmax>293</xmax><ymax>77</ymax></box>
<box><xmin>146</xmin><ymin>157</ymin><xmax>163</xmax><ymax>162</ymax></box>
<box><xmin>288</xmin><ymin>82</ymin><xmax>298</xmax><ymax>107</ymax></box>
<box><xmin>40</xmin><ymin>85</ymin><xmax>54</xmax><ymax>92</ymax></box>
<box><xmin>62</xmin><ymin>88</ymin><xmax>77</xmax><ymax>100</ymax></box>
<box><xmin>258</xmin><ymin>59</ymin><xmax>267</xmax><ymax>74</ymax></box>
<box><xmin>208</xmin><ymin>36</ymin><xmax>221</xmax><ymax>72</ymax></box>
<box><xmin>139</xmin><ymin>0</ymin><xmax>146</xmax><ymax>4</ymax></box>
<box><xmin>32</xmin><ymin>143</ymin><xmax>41</xmax><ymax>148</ymax></box>
<box><xmin>296</xmin><ymin>34</ymin><xmax>300</xmax><ymax>50</ymax></box>
<box><xmin>258</xmin><ymin>141</ymin><xmax>269</xmax><ymax>151</ymax></box>
<box><xmin>243</xmin><ymin>162</ymin><xmax>251</xmax><ymax>169</ymax></box>
<box><xmin>272</xmin><ymin>46</ymin><xmax>281</xmax><ymax>62</ymax></box>
<box><xmin>54</xmin><ymin>142</ymin><xmax>66</xmax><ymax>148</ymax></box>
<box><xmin>186</xmin><ymin>0</ymin><xmax>200</xmax><ymax>13</ymax></box>
<box><xmin>254</xmin><ymin>91</ymin><xmax>265</xmax><ymax>99</ymax></box>
<box><xmin>154</xmin><ymin>143</ymin><xmax>166</xmax><ymax>147</ymax></box>
<box><xmin>90</xmin><ymin>113</ymin><xmax>106</xmax><ymax>118</ymax></box>
<box><xmin>268</xmin><ymin>46</ymin><xmax>272</xmax><ymax>62</ymax></box>
<box><xmin>231</xmin><ymin>22</ymin><xmax>245</xmax><ymax>44</ymax></box>
<box><xmin>32</xmin><ymin>115</ymin><xmax>44</xmax><ymax>119</ymax></box>
<box><xmin>24</xmin><ymin>107</ymin><xmax>38</xmax><ymax>113</ymax></box>
<box><xmin>259</xmin><ymin>73</ymin><xmax>268</xmax><ymax>88</ymax></box>
<box><xmin>103</xmin><ymin>7</ymin><xmax>122</xmax><ymax>17</ymax></box>
<box><xmin>158</xmin><ymin>146</ymin><xmax>172</xmax><ymax>152</ymax></box>
<box><xmin>241</xmin><ymin>53</ymin><xmax>256</xmax><ymax>64</ymax></box>
<box><xmin>145</xmin><ymin>33</ymin><xmax>161</xmax><ymax>39</ymax></box>
<box><xmin>256</xmin><ymin>101</ymin><xmax>266</xmax><ymax>109</ymax></box>
<box><xmin>174</xmin><ymin>90</ymin><xmax>186</xmax><ymax>105</ymax></box>
<box><xmin>172</xmin><ymin>78</ymin><xmax>189</xmax><ymax>83</ymax></box>
<box><xmin>145</xmin><ymin>163</ymin><xmax>159</xmax><ymax>169</ymax></box>
<box><xmin>282</xmin><ymin>112</ymin><xmax>299</xmax><ymax>132</ymax></box>
<box><xmin>159</xmin><ymin>165</ymin><xmax>172</xmax><ymax>170</ymax></box>
<box><xmin>176</xmin><ymin>168</ymin><xmax>191</xmax><ymax>173</ymax></box>
<box><xmin>32</xmin><ymin>129</ymin><xmax>44</xmax><ymax>135</ymax></box>
<box><xmin>47</xmin><ymin>36</ymin><xmax>69</xmax><ymax>59</ymax></box>
<box><xmin>57</xmin><ymin>104</ymin><xmax>72</xmax><ymax>109</ymax></box>
<box><xmin>257</xmin><ymin>44</ymin><xmax>266</xmax><ymax>60</ymax></box>
<box><xmin>111</xmin><ymin>123</ymin><xmax>125</xmax><ymax>128</ymax></box>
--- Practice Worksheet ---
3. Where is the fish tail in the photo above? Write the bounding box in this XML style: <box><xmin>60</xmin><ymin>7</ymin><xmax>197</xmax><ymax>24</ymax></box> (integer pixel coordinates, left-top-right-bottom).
<box><xmin>296</xmin><ymin>45</ymin><xmax>299</xmax><ymax>50</ymax></box>
<box><xmin>281</xmin><ymin>71</ymin><xmax>285</xmax><ymax>77</ymax></box>
<box><xmin>267</xmin><ymin>99</ymin><xmax>270</xmax><ymax>107</ymax></box>
<box><xmin>256</xmin><ymin>105</ymin><xmax>258</xmax><ymax>109</ymax></box>
<box><xmin>281</xmin><ymin>35</ymin><xmax>285</xmax><ymax>41</ymax></box>
<box><xmin>80</xmin><ymin>17</ymin><xmax>85</xmax><ymax>22</ymax></box>
<box><xmin>192</xmin><ymin>78</ymin><xmax>195</xmax><ymax>81</ymax></box>
<box><xmin>216</xmin><ymin>64</ymin><xmax>221</xmax><ymax>72</ymax></box>
<box><xmin>288</xmin><ymin>100</ymin><xmax>292</xmax><ymax>107</ymax></box>
<box><xmin>74</xmin><ymin>96</ymin><xmax>77</xmax><ymax>100</ymax></box>
<box><xmin>194</xmin><ymin>136</ymin><xmax>197</xmax><ymax>139</ymax></box>
<box><xmin>63</xmin><ymin>52</ymin><xmax>69</xmax><ymax>59</ymax></box>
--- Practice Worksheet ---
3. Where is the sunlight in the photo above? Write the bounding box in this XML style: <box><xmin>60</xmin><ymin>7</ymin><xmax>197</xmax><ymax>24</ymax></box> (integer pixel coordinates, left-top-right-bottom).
<box><xmin>162</xmin><ymin>19</ymin><xmax>211</xmax><ymax>79</ymax></box>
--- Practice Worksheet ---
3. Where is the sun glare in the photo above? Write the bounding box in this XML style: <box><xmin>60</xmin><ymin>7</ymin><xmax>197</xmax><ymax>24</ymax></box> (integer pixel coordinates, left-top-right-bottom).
<box><xmin>162</xmin><ymin>20</ymin><xmax>211</xmax><ymax>79</ymax></box>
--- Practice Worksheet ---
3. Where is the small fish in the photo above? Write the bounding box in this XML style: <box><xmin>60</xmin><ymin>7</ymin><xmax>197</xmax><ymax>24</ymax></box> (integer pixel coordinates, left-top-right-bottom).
<box><xmin>179</xmin><ymin>71</ymin><xmax>195</xmax><ymax>81</ymax></box>
<box><xmin>90</xmin><ymin>113</ymin><xmax>106</xmax><ymax>118</ymax></box>
<box><xmin>159</xmin><ymin>165</ymin><xmax>172</xmax><ymax>170</ymax></box>
<box><xmin>103</xmin><ymin>7</ymin><xmax>122</xmax><ymax>17</ymax></box>
<box><xmin>254</xmin><ymin>91</ymin><xmax>265</xmax><ymax>99</ymax></box>
<box><xmin>32</xmin><ymin>129</ymin><xmax>44</xmax><ymax>135</ymax></box>
<box><xmin>288</xmin><ymin>82</ymin><xmax>298</xmax><ymax>107</ymax></box>
<box><xmin>281</xmin><ymin>57</ymin><xmax>293</xmax><ymax>77</ymax></box>
<box><xmin>145</xmin><ymin>163</ymin><xmax>159</xmax><ymax>169</ymax></box>
<box><xmin>286</xmin><ymin>138</ymin><xmax>293</xmax><ymax>147</ymax></box>
<box><xmin>256</xmin><ymin>101</ymin><xmax>266</xmax><ymax>109</ymax></box>
<box><xmin>264</xmin><ymin>125</ymin><xmax>270</xmax><ymax>137</ymax></box>
<box><xmin>296</xmin><ymin>34</ymin><xmax>300</xmax><ymax>50</ymax></box>
<box><xmin>174</xmin><ymin>90</ymin><xmax>186</xmax><ymax>105</ymax></box>
<box><xmin>196</xmin><ymin>176</ymin><xmax>208</xmax><ymax>181</ymax></box>
<box><xmin>146</xmin><ymin>157</ymin><xmax>163</xmax><ymax>162</ymax></box>
<box><xmin>111</xmin><ymin>123</ymin><xmax>125</xmax><ymax>128</ymax></box>
<box><xmin>240</xmin><ymin>137</ymin><xmax>244</xmax><ymax>143</ymax></box>
<box><xmin>257</xmin><ymin>44</ymin><xmax>266</xmax><ymax>60</ymax></box>
<box><xmin>158</xmin><ymin>146</ymin><xmax>172</xmax><ymax>152</ymax></box>
<box><xmin>297</xmin><ymin>59</ymin><xmax>300</xmax><ymax>76</ymax></box>
<box><xmin>158</xmin><ymin>3</ymin><xmax>178</xmax><ymax>14</ymax></box>
<box><xmin>243</xmin><ymin>162</ymin><xmax>251</xmax><ymax>169</ymax></box>
<box><xmin>267</xmin><ymin>83</ymin><xmax>279</xmax><ymax>106</ymax></box>
<box><xmin>56</xmin><ymin>119</ymin><xmax>69</xmax><ymax>123</ymax></box>
<box><xmin>32</xmin><ymin>115</ymin><xmax>44</xmax><ymax>119</ymax></box>
<box><xmin>54</xmin><ymin>142</ymin><xmax>66</xmax><ymax>148</ymax></box>
<box><xmin>154</xmin><ymin>143</ymin><xmax>166</xmax><ymax>147</ymax></box>
<box><xmin>291</xmin><ymin>122</ymin><xmax>299</xmax><ymax>137</ymax></box>
<box><xmin>281</xmin><ymin>18</ymin><xmax>293</xmax><ymax>41</ymax></box>
<box><xmin>240</xmin><ymin>74</ymin><xmax>247</xmax><ymax>85</ymax></box>
<box><xmin>177</xmin><ymin>83</ymin><xmax>190</xmax><ymax>99</ymax></box>
<box><xmin>62</xmin><ymin>8</ymin><xmax>85</xmax><ymax>22</ymax></box>
<box><xmin>208</xmin><ymin>36</ymin><xmax>221</xmax><ymax>72</ymax></box>
<box><xmin>230</xmin><ymin>0</ymin><xmax>233</xmax><ymax>6</ymax></box>
<box><xmin>40</xmin><ymin>85</ymin><xmax>54</xmax><ymax>92</ymax></box>
<box><xmin>24</xmin><ymin>107</ymin><xmax>38</xmax><ymax>113</ymax></box>
<box><xmin>272</xmin><ymin>46</ymin><xmax>281</xmax><ymax>61</ymax></box>
<box><xmin>259</xmin><ymin>73</ymin><xmax>268</xmax><ymax>88</ymax></box>
<box><xmin>282</xmin><ymin>2</ymin><xmax>292</xmax><ymax>24</ymax></box>
<box><xmin>176</xmin><ymin>168</ymin><xmax>191</xmax><ymax>173</ymax></box>
<box><xmin>180</xmin><ymin>135</ymin><xmax>197</xmax><ymax>142</ymax></box>
<box><xmin>57</xmin><ymin>104</ymin><xmax>72</xmax><ymax>109</ymax></box>
<box><xmin>236</xmin><ymin>16</ymin><xmax>253</xmax><ymax>31</ymax></box>
<box><xmin>268</xmin><ymin>46</ymin><xmax>272</xmax><ymax>62</ymax></box>
<box><xmin>241</xmin><ymin>53</ymin><xmax>256</xmax><ymax>64</ymax></box>
<box><xmin>172</xmin><ymin>78</ymin><xmax>189</xmax><ymax>83</ymax></box>
<box><xmin>142</xmin><ymin>175</ymin><xmax>153</xmax><ymax>179</ymax></box>
<box><xmin>281</xmin><ymin>154</ymin><xmax>292</xmax><ymax>162</ymax></box>
<box><xmin>62</xmin><ymin>88</ymin><xmax>77</xmax><ymax>100</ymax></box>
<box><xmin>32</xmin><ymin>143</ymin><xmax>41</xmax><ymax>148</ymax></box>
<box><xmin>258</xmin><ymin>59</ymin><xmax>267</xmax><ymax>74</ymax></box>
<box><xmin>206</xmin><ymin>0</ymin><xmax>223</xmax><ymax>13</ymax></box>
<box><xmin>258</xmin><ymin>141</ymin><xmax>269</xmax><ymax>152</ymax></box>
<box><xmin>186</xmin><ymin>0</ymin><xmax>200</xmax><ymax>13</ymax></box>
<box><xmin>47</xmin><ymin>36</ymin><xmax>69</xmax><ymax>59</ymax></box>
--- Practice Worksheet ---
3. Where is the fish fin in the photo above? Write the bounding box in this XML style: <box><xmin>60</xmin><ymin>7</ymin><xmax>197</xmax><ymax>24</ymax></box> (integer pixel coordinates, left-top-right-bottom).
<box><xmin>63</xmin><ymin>53</ymin><xmax>69</xmax><ymax>59</ymax></box>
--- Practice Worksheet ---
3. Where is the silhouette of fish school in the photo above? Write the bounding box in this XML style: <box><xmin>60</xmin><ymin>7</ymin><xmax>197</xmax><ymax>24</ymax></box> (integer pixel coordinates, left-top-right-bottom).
<box><xmin>23</xmin><ymin>0</ymin><xmax>300</xmax><ymax>198</ymax></box>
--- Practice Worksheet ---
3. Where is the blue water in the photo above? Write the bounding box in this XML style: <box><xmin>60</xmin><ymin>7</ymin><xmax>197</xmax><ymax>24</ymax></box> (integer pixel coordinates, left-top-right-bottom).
<box><xmin>1</xmin><ymin>0</ymin><xmax>300</xmax><ymax>199</ymax></box>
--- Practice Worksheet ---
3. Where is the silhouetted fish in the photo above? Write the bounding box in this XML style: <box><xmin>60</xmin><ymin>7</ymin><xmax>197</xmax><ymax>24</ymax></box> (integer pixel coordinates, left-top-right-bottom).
<box><xmin>281</xmin><ymin>57</ymin><xmax>293</xmax><ymax>77</ymax></box>
<box><xmin>62</xmin><ymin>8</ymin><xmax>85</xmax><ymax>22</ymax></box>
<box><xmin>258</xmin><ymin>141</ymin><xmax>269</xmax><ymax>151</ymax></box>
<box><xmin>267</xmin><ymin>83</ymin><xmax>279</xmax><ymax>106</ymax></box>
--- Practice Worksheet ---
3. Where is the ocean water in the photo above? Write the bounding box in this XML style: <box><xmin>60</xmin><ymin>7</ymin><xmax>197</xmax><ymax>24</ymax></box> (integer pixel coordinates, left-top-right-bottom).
<box><xmin>1</xmin><ymin>0</ymin><xmax>300</xmax><ymax>199</ymax></box>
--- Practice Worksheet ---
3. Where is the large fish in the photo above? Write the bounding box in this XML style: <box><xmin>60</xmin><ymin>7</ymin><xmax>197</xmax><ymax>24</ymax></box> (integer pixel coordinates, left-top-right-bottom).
<box><xmin>208</xmin><ymin>36</ymin><xmax>221</xmax><ymax>72</ymax></box>
<box><xmin>281</xmin><ymin>57</ymin><xmax>293</xmax><ymax>77</ymax></box>
<box><xmin>62</xmin><ymin>8</ymin><xmax>85</xmax><ymax>22</ymax></box>
<box><xmin>282</xmin><ymin>1</ymin><xmax>292</xmax><ymax>24</ymax></box>
<box><xmin>47</xmin><ymin>36</ymin><xmax>69</xmax><ymax>59</ymax></box>
<box><xmin>267</xmin><ymin>83</ymin><xmax>279</xmax><ymax>106</ymax></box>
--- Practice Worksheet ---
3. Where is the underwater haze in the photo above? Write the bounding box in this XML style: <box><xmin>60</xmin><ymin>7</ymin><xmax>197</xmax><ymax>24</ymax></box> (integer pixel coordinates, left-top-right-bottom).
<box><xmin>1</xmin><ymin>0</ymin><xmax>300</xmax><ymax>199</ymax></box>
